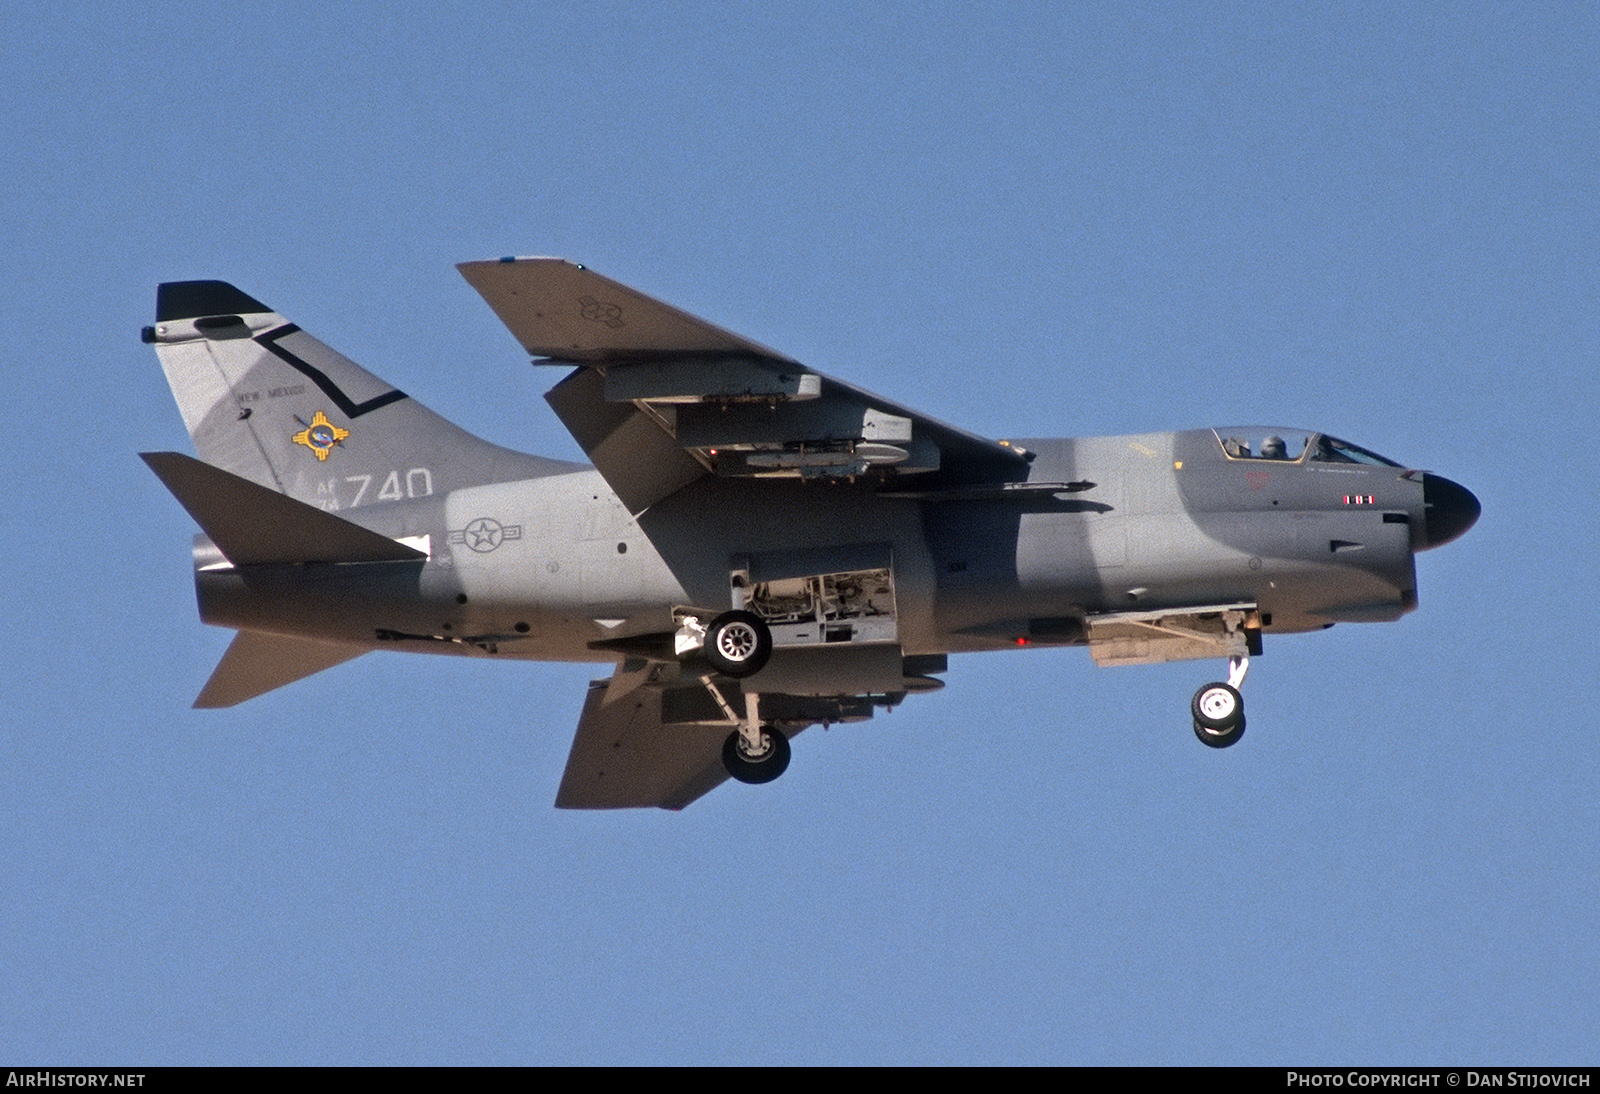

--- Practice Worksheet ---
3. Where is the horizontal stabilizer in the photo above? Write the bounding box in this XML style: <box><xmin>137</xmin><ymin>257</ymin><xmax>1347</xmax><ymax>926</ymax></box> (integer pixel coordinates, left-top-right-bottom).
<box><xmin>196</xmin><ymin>630</ymin><xmax>370</xmax><ymax>708</ymax></box>
<box><xmin>141</xmin><ymin>451</ymin><xmax>426</xmax><ymax>566</ymax></box>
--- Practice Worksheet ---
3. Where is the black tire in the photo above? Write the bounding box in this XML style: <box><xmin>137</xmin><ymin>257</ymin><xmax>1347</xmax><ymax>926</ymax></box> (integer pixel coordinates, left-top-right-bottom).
<box><xmin>1191</xmin><ymin>682</ymin><xmax>1243</xmax><ymax>730</ymax></box>
<box><xmin>722</xmin><ymin>725</ymin><xmax>791</xmax><ymax>784</ymax></box>
<box><xmin>1191</xmin><ymin>682</ymin><xmax>1245</xmax><ymax>748</ymax></box>
<box><xmin>1193</xmin><ymin>714</ymin><xmax>1246</xmax><ymax>748</ymax></box>
<box><xmin>703</xmin><ymin>610</ymin><xmax>773</xmax><ymax>677</ymax></box>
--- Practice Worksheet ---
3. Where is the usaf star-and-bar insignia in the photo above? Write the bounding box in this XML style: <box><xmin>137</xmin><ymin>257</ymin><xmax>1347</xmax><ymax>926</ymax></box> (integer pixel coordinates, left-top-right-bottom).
<box><xmin>292</xmin><ymin>411</ymin><xmax>351</xmax><ymax>461</ymax></box>
<box><xmin>447</xmin><ymin>517</ymin><xmax>523</xmax><ymax>553</ymax></box>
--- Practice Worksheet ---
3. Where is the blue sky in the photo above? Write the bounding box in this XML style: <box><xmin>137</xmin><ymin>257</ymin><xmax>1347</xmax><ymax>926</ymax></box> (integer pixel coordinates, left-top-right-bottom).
<box><xmin>3</xmin><ymin>1</ymin><xmax>1596</xmax><ymax>1064</ymax></box>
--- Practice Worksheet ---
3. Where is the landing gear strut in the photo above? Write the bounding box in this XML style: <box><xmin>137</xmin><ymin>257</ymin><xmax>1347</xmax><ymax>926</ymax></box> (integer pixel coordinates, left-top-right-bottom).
<box><xmin>698</xmin><ymin>678</ymin><xmax>792</xmax><ymax>786</ymax></box>
<box><xmin>1191</xmin><ymin>655</ymin><xmax>1248</xmax><ymax>748</ymax></box>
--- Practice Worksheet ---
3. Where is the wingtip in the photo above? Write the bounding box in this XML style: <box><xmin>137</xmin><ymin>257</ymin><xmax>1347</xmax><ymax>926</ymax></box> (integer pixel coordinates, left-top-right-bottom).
<box><xmin>457</xmin><ymin>255</ymin><xmax>573</xmax><ymax>271</ymax></box>
<box><xmin>138</xmin><ymin>450</ymin><xmax>181</xmax><ymax>478</ymax></box>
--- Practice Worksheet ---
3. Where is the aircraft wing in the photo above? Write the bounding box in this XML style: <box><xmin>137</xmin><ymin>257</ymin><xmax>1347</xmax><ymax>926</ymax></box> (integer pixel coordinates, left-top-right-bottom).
<box><xmin>555</xmin><ymin>658</ymin><xmax>903</xmax><ymax>809</ymax></box>
<box><xmin>555</xmin><ymin>671</ymin><xmax>737</xmax><ymax>810</ymax></box>
<box><xmin>458</xmin><ymin>255</ymin><xmax>798</xmax><ymax>364</ymax></box>
<box><xmin>459</xmin><ymin>257</ymin><xmax>1030</xmax><ymax>513</ymax></box>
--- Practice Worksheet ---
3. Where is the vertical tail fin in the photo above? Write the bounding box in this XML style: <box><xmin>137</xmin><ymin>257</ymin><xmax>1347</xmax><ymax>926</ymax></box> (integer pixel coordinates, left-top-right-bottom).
<box><xmin>144</xmin><ymin>280</ymin><xmax>562</xmax><ymax>511</ymax></box>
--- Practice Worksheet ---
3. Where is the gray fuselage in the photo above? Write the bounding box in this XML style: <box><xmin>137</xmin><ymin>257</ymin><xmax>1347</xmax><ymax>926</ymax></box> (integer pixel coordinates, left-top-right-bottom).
<box><xmin>193</xmin><ymin>426</ymin><xmax>1435</xmax><ymax>666</ymax></box>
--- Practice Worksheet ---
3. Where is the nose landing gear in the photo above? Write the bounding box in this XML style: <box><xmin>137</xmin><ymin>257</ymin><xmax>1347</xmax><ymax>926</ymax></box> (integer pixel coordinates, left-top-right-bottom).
<box><xmin>1191</xmin><ymin>655</ymin><xmax>1248</xmax><ymax>748</ymax></box>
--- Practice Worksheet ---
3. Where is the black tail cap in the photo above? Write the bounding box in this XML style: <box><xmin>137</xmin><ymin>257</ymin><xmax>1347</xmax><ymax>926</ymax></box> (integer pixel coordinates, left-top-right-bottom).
<box><xmin>156</xmin><ymin>280</ymin><xmax>270</xmax><ymax>322</ymax></box>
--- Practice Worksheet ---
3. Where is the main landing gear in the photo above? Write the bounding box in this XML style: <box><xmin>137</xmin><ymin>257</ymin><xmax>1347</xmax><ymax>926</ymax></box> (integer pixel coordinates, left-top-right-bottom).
<box><xmin>1191</xmin><ymin>655</ymin><xmax>1248</xmax><ymax>748</ymax></box>
<box><xmin>702</xmin><ymin>610</ymin><xmax>773</xmax><ymax>678</ymax></box>
<box><xmin>701</xmin><ymin>681</ymin><xmax>791</xmax><ymax>785</ymax></box>
<box><xmin>676</xmin><ymin>611</ymin><xmax>788</xmax><ymax>784</ymax></box>
<box><xmin>722</xmin><ymin>721</ymin><xmax>792</xmax><ymax>784</ymax></box>
<box><xmin>677</xmin><ymin>609</ymin><xmax>774</xmax><ymax>679</ymax></box>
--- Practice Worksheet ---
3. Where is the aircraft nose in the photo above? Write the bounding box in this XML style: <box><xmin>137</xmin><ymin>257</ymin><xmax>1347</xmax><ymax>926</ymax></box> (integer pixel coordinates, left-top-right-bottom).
<box><xmin>1419</xmin><ymin>473</ymin><xmax>1481</xmax><ymax>550</ymax></box>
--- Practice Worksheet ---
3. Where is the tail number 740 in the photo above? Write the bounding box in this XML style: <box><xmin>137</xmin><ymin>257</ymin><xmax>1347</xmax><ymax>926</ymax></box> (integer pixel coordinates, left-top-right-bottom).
<box><xmin>313</xmin><ymin>468</ymin><xmax>433</xmax><ymax>510</ymax></box>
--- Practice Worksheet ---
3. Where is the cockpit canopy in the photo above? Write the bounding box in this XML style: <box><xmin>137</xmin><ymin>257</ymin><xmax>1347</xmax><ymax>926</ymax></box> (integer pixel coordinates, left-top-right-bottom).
<box><xmin>1211</xmin><ymin>427</ymin><xmax>1401</xmax><ymax>467</ymax></box>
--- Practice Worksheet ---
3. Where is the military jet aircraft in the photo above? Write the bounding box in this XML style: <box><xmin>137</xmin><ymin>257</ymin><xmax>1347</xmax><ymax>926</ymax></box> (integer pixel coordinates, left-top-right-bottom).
<box><xmin>140</xmin><ymin>258</ymin><xmax>1480</xmax><ymax>808</ymax></box>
